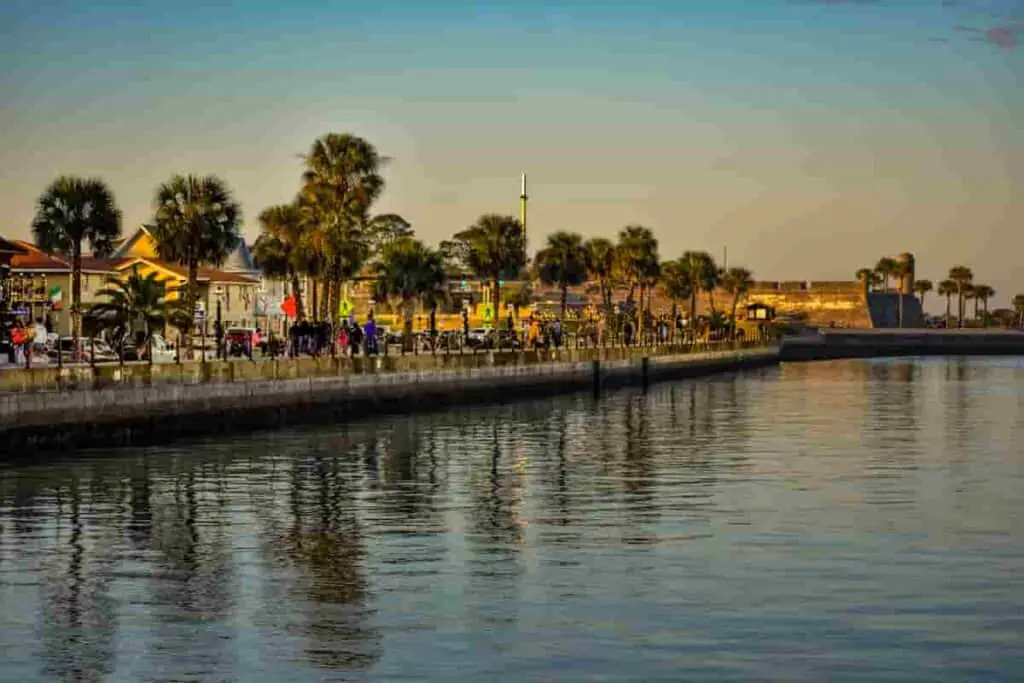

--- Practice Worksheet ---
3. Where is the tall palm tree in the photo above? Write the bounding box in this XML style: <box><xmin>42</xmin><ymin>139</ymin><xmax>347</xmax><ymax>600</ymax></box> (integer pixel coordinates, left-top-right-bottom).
<box><xmin>300</xmin><ymin>133</ymin><xmax>385</xmax><ymax>321</ymax></box>
<box><xmin>31</xmin><ymin>176</ymin><xmax>122</xmax><ymax>345</ymax></box>
<box><xmin>947</xmin><ymin>266</ymin><xmax>974</xmax><ymax>328</ymax></box>
<box><xmin>720</xmin><ymin>267</ymin><xmax>754</xmax><ymax>336</ymax></box>
<box><xmin>150</xmin><ymin>174</ymin><xmax>242</xmax><ymax>355</ymax></box>
<box><xmin>252</xmin><ymin>203</ymin><xmax>308</xmax><ymax>322</ymax></box>
<box><xmin>446</xmin><ymin>214</ymin><xmax>527</xmax><ymax>321</ymax></box>
<box><xmin>89</xmin><ymin>267</ymin><xmax>168</xmax><ymax>350</ymax></box>
<box><xmin>615</xmin><ymin>226</ymin><xmax>659</xmax><ymax>335</ymax></box>
<box><xmin>875</xmin><ymin>257</ymin><xmax>898</xmax><ymax>294</ymax></box>
<box><xmin>535</xmin><ymin>232</ymin><xmax>588</xmax><ymax>318</ymax></box>
<box><xmin>892</xmin><ymin>259</ymin><xmax>911</xmax><ymax>327</ymax></box>
<box><xmin>913</xmin><ymin>279</ymin><xmax>933</xmax><ymax>310</ymax></box>
<box><xmin>855</xmin><ymin>268</ymin><xmax>876</xmax><ymax>292</ymax></box>
<box><xmin>937</xmin><ymin>279</ymin><xmax>956</xmax><ymax>328</ymax></box>
<box><xmin>678</xmin><ymin>251</ymin><xmax>718</xmax><ymax>330</ymax></box>
<box><xmin>973</xmin><ymin>284</ymin><xmax>995</xmax><ymax>327</ymax></box>
<box><xmin>1013</xmin><ymin>294</ymin><xmax>1024</xmax><ymax>329</ymax></box>
<box><xmin>584</xmin><ymin>237</ymin><xmax>617</xmax><ymax>313</ymax></box>
<box><xmin>372</xmin><ymin>238</ymin><xmax>447</xmax><ymax>349</ymax></box>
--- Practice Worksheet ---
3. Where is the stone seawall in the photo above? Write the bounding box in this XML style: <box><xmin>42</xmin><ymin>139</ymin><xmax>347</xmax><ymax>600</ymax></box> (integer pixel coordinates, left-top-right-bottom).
<box><xmin>0</xmin><ymin>345</ymin><xmax>779</xmax><ymax>453</ymax></box>
<box><xmin>780</xmin><ymin>329</ymin><xmax>1024</xmax><ymax>361</ymax></box>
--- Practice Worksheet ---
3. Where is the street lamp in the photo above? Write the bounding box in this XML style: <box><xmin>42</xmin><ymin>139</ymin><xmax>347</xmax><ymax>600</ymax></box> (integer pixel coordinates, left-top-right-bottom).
<box><xmin>215</xmin><ymin>285</ymin><xmax>224</xmax><ymax>360</ymax></box>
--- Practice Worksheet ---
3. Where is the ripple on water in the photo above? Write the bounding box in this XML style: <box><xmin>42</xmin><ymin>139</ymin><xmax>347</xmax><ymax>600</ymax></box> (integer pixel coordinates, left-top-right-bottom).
<box><xmin>0</xmin><ymin>357</ymin><xmax>1023</xmax><ymax>681</ymax></box>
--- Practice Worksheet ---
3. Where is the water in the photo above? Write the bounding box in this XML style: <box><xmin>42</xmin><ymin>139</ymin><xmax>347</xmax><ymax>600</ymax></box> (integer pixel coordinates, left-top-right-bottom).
<box><xmin>1</xmin><ymin>357</ymin><xmax>1023</xmax><ymax>682</ymax></box>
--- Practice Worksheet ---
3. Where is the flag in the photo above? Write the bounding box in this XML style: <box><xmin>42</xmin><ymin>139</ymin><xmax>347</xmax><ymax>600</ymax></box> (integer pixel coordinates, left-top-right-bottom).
<box><xmin>49</xmin><ymin>285</ymin><xmax>63</xmax><ymax>310</ymax></box>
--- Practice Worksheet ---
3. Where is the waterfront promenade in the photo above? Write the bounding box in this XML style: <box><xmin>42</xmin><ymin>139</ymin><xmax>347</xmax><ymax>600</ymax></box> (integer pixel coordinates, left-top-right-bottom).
<box><xmin>0</xmin><ymin>341</ymin><xmax>777</xmax><ymax>452</ymax></box>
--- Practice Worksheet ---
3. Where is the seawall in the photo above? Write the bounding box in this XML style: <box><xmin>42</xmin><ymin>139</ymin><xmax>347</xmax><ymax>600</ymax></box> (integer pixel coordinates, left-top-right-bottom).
<box><xmin>780</xmin><ymin>329</ymin><xmax>1024</xmax><ymax>361</ymax></box>
<box><xmin>1</xmin><ymin>345</ymin><xmax>779</xmax><ymax>453</ymax></box>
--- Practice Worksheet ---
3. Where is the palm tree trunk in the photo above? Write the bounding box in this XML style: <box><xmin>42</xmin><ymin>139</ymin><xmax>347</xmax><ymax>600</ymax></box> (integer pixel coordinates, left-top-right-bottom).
<box><xmin>897</xmin><ymin>288</ymin><xmax>904</xmax><ymax>328</ymax></box>
<box><xmin>185</xmin><ymin>257</ymin><xmax>199</xmax><ymax>359</ymax></box>
<box><xmin>290</xmin><ymin>274</ymin><xmax>306</xmax><ymax>322</ymax></box>
<box><xmin>730</xmin><ymin>293</ymin><xmax>740</xmax><ymax>340</ymax></box>
<box><xmin>974</xmin><ymin>297</ymin><xmax>980</xmax><ymax>322</ymax></box>
<box><xmin>957</xmin><ymin>290</ymin><xmax>964</xmax><ymax>328</ymax></box>
<box><xmin>71</xmin><ymin>240</ymin><xmax>83</xmax><ymax>359</ymax></box>
<box><xmin>689</xmin><ymin>290</ymin><xmax>698</xmax><ymax>331</ymax></box>
<box><xmin>310</xmin><ymin>277</ymin><xmax>319</xmax><ymax>322</ymax></box>
<box><xmin>945</xmin><ymin>295</ymin><xmax>951</xmax><ymax>328</ymax></box>
<box><xmin>493</xmin><ymin>277</ymin><xmax>501</xmax><ymax>328</ymax></box>
<box><xmin>403</xmin><ymin>297</ymin><xmax>414</xmax><ymax>351</ymax></box>
<box><xmin>560</xmin><ymin>283</ymin><xmax>568</xmax><ymax>319</ymax></box>
<box><xmin>982</xmin><ymin>300</ymin><xmax>989</xmax><ymax>327</ymax></box>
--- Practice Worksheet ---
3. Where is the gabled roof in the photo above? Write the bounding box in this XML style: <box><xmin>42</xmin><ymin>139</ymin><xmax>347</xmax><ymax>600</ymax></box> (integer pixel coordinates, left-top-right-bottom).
<box><xmin>112</xmin><ymin>225</ymin><xmax>159</xmax><ymax>259</ymax></box>
<box><xmin>115</xmin><ymin>257</ymin><xmax>259</xmax><ymax>284</ymax></box>
<box><xmin>222</xmin><ymin>241</ymin><xmax>257</xmax><ymax>272</ymax></box>
<box><xmin>10</xmin><ymin>241</ymin><xmax>70</xmax><ymax>271</ymax></box>
<box><xmin>0</xmin><ymin>236</ymin><xmax>28</xmax><ymax>255</ymax></box>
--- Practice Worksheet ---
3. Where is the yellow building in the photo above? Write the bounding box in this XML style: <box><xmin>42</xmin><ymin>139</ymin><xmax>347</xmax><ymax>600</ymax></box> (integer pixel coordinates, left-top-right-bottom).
<box><xmin>9</xmin><ymin>229</ymin><xmax>259</xmax><ymax>335</ymax></box>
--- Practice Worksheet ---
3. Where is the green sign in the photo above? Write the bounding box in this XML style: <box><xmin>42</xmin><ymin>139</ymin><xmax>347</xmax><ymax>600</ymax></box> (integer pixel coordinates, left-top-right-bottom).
<box><xmin>338</xmin><ymin>298</ymin><xmax>353</xmax><ymax>317</ymax></box>
<box><xmin>482</xmin><ymin>304</ymin><xmax>494</xmax><ymax>322</ymax></box>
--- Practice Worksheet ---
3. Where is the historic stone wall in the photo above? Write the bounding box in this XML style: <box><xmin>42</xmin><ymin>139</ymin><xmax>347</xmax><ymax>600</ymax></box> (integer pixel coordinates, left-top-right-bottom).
<box><xmin>647</xmin><ymin>281</ymin><xmax>875</xmax><ymax>328</ymax></box>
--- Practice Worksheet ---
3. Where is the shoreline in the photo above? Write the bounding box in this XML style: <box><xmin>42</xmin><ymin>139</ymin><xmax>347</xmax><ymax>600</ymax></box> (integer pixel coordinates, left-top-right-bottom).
<box><xmin>1</xmin><ymin>344</ymin><xmax>777</xmax><ymax>453</ymax></box>
<box><xmin>4</xmin><ymin>329</ymin><xmax>1024</xmax><ymax>454</ymax></box>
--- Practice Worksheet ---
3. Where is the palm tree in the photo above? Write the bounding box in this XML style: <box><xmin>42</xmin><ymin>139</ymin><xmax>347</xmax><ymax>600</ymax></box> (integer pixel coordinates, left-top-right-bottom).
<box><xmin>678</xmin><ymin>251</ymin><xmax>718</xmax><ymax>330</ymax></box>
<box><xmin>973</xmin><ymin>284</ymin><xmax>995</xmax><ymax>327</ymax></box>
<box><xmin>31</xmin><ymin>176</ymin><xmax>122</xmax><ymax>346</ymax></box>
<box><xmin>855</xmin><ymin>268</ymin><xmax>876</xmax><ymax>292</ymax></box>
<box><xmin>1013</xmin><ymin>294</ymin><xmax>1024</xmax><ymax>329</ymax></box>
<box><xmin>372</xmin><ymin>238</ymin><xmax>447</xmax><ymax>349</ymax></box>
<box><xmin>892</xmin><ymin>259</ymin><xmax>912</xmax><ymax>327</ymax></box>
<box><xmin>446</xmin><ymin>214</ymin><xmax>527</xmax><ymax>321</ymax></box>
<box><xmin>150</xmin><ymin>174</ymin><xmax>242</xmax><ymax>355</ymax></box>
<box><xmin>937</xmin><ymin>279</ymin><xmax>956</xmax><ymax>328</ymax></box>
<box><xmin>252</xmin><ymin>203</ymin><xmax>308</xmax><ymax>322</ymax></box>
<box><xmin>720</xmin><ymin>267</ymin><xmax>754</xmax><ymax>337</ymax></box>
<box><xmin>300</xmin><ymin>133</ymin><xmax>386</xmax><ymax>320</ymax></box>
<box><xmin>875</xmin><ymin>257</ymin><xmax>898</xmax><ymax>294</ymax></box>
<box><xmin>89</xmin><ymin>267</ymin><xmax>168</xmax><ymax>351</ymax></box>
<box><xmin>947</xmin><ymin>266</ymin><xmax>974</xmax><ymax>328</ymax></box>
<box><xmin>584</xmin><ymin>237</ymin><xmax>617</xmax><ymax>313</ymax></box>
<box><xmin>660</xmin><ymin>259</ymin><xmax>693</xmax><ymax>323</ymax></box>
<box><xmin>535</xmin><ymin>232</ymin><xmax>588</xmax><ymax>318</ymax></box>
<box><xmin>615</xmin><ymin>226</ymin><xmax>659</xmax><ymax>336</ymax></box>
<box><xmin>913</xmin><ymin>279</ymin><xmax>933</xmax><ymax>310</ymax></box>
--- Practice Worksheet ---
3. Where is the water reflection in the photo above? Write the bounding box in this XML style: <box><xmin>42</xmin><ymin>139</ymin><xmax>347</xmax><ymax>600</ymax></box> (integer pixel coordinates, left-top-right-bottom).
<box><xmin>1</xmin><ymin>357</ymin><xmax>1023</xmax><ymax>682</ymax></box>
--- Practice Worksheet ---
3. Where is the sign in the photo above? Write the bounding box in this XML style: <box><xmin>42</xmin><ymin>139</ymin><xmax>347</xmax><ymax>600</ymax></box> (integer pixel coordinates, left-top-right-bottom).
<box><xmin>280</xmin><ymin>296</ymin><xmax>297</xmax><ymax>319</ymax></box>
<box><xmin>11</xmin><ymin>307</ymin><xmax>29</xmax><ymax>317</ymax></box>
<box><xmin>338</xmin><ymin>298</ymin><xmax>353</xmax><ymax>317</ymax></box>
<box><xmin>482</xmin><ymin>304</ymin><xmax>494</xmax><ymax>322</ymax></box>
<box><xmin>254</xmin><ymin>295</ymin><xmax>268</xmax><ymax>316</ymax></box>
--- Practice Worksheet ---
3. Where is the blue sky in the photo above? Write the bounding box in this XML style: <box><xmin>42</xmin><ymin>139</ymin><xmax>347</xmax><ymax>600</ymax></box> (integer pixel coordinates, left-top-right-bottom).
<box><xmin>2</xmin><ymin>0</ymin><xmax>1022</xmax><ymax>304</ymax></box>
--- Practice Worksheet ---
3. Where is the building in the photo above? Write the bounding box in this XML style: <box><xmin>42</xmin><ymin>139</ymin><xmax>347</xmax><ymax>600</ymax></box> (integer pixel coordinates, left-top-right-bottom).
<box><xmin>7</xmin><ymin>229</ymin><xmax>260</xmax><ymax>335</ymax></box>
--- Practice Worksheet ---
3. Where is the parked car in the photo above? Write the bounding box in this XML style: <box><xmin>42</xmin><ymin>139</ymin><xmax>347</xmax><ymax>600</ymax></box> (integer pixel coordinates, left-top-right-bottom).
<box><xmin>122</xmin><ymin>334</ymin><xmax>177</xmax><ymax>363</ymax></box>
<box><xmin>225</xmin><ymin>327</ymin><xmax>258</xmax><ymax>357</ymax></box>
<box><xmin>49</xmin><ymin>337</ymin><xmax>119</xmax><ymax>363</ymax></box>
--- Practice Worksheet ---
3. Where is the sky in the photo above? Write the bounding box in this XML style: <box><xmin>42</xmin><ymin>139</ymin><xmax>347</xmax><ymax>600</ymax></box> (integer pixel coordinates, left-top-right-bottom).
<box><xmin>2</xmin><ymin>0</ymin><xmax>1022</xmax><ymax>307</ymax></box>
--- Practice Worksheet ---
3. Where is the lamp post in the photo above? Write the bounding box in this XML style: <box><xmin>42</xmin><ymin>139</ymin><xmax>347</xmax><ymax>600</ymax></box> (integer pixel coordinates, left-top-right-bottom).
<box><xmin>215</xmin><ymin>285</ymin><xmax>224</xmax><ymax>360</ymax></box>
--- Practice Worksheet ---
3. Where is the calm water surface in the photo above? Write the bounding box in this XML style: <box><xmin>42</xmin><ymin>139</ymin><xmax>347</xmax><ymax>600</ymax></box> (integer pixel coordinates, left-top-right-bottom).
<box><xmin>1</xmin><ymin>357</ymin><xmax>1023</xmax><ymax>682</ymax></box>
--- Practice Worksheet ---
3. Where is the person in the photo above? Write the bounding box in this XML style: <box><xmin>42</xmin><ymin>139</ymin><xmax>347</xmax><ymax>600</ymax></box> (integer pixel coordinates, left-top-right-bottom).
<box><xmin>251</xmin><ymin>327</ymin><xmax>261</xmax><ymax>358</ymax></box>
<box><xmin>624</xmin><ymin>319</ymin><xmax>634</xmax><ymax>346</ymax></box>
<box><xmin>349</xmin><ymin>322</ymin><xmax>362</xmax><ymax>356</ymax></box>
<box><xmin>364</xmin><ymin>314</ymin><xmax>377</xmax><ymax>356</ymax></box>
<box><xmin>527</xmin><ymin>318</ymin><xmax>540</xmax><ymax>349</ymax></box>
<box><xmin>553</xmin><ymin>318</ymin><xmax>563</xmax><ymax>349</ymax></box>
<box><xmin>32</xmin><ymin>318</ymin><xmax>47</xmax><ymax>356</ymax></box>
<box><xmin>337</xmin><ymin>325</ymin><xmax>349</xmax><ymax>355</ymax></box>
<box><xmin>11</xmin><ymin>322</ymin><xmax>27</xmax><ymax>366</ymax></box>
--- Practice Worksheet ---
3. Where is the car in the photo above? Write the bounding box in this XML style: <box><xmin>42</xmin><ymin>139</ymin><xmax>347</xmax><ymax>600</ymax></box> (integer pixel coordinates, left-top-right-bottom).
<box><xmin>50</xmin><ymin>337</ymin><xmax>119</xmax><ymax>363</ymax></box>
<box><xmin>122</xmin><ymin>334</ymin><xmax>178</xmax><ymax>363</ymax></box>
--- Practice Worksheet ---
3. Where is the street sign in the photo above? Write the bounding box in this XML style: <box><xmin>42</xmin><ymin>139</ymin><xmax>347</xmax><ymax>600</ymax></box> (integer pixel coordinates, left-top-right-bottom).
<box><xmin>338</xmin><ymin>298</ymin><xmax>353</xmax><ymax>317</ymax></box>
<box><xmin>483</xmin><ymin>304</ymin><xmax>494</xmax><ymax>322</ymax></box>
